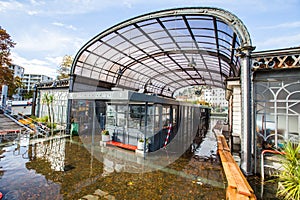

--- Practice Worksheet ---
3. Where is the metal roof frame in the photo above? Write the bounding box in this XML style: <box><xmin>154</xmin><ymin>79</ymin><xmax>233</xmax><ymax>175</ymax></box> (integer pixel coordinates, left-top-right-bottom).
<box><xmin>71</xmin><ymin>7</ymin><xmax>252</xmax><ymax>97</ymax></box>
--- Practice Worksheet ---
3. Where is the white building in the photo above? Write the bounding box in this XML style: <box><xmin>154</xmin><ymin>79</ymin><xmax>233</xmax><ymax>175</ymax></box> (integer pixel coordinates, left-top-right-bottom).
<box><xmin>8</xmin><ymin>64</ymin><xmax>25</xmax><ymax>100</ymax></box>
<box><xmin>23</xmin><ymin>74</ymin><xmax>53</xmax><ymax>92</ymax></box>
<box><xmin>203</xmin><ymin>87</ymin><xmax>228</xmax><ymax>109</ymax></box>
<box><xmin>8</xmin><ymin>64</ymin><xmax>25</xmax><ymax>78</ymax></box>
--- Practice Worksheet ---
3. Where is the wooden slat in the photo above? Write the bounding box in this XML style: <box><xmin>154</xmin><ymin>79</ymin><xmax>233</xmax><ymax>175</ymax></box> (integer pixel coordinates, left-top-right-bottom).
<box><xmin>218</xmin><ymin>135</ymin><xmax>230</xmax><ymax>151</ymax></box>
<box><xmin>217</xmin><ymin>134</ymin><xmax>256</xmax><ymax>200</ymax></box>
<box><xmin>228</xmin><ymin>162</ymin><xmax>252</xmax><ymax>196</ymax></box>
<box><xmin>231</xmin><ymin>160</ymin><xmax>254</xmax><ymax>193</ymax></box>
<box><xmin>221</xmin><ymin>162</ymin><xmax>237</xmax><ymax>189</ymax></box>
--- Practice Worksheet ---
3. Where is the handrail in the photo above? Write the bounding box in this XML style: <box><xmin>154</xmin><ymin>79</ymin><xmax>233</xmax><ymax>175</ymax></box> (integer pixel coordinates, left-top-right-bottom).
<box><xmin>261</xmin><ymin>149</ymin><xmax>285</xmax><ymax>181</ymax></box>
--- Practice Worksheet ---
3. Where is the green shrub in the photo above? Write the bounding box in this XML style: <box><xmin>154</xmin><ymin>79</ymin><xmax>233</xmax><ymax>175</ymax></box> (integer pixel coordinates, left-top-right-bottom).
<box><xmin>275</xmin><ymin>142</ymin><xmax>300</xmax><ymax>200</ymax></box>
<box><xmin>47</xmin><ymin>122</ymin><xmax>57</xmax><ymax>129</ymax></box>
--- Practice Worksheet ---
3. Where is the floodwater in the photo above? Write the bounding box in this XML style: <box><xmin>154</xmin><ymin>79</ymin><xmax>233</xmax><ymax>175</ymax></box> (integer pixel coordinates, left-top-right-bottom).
<box><xmin>0</xmin><ymin>117</ymin><xmax>279</xmax><ymax>200</ymax></box>
<box><xmin>0</xmin><ymin>133</ymin><xmax>226</xmax><ymax>200</ymax></box>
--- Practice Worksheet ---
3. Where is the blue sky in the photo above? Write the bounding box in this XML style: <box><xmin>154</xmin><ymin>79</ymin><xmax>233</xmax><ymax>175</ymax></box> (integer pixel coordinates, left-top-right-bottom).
<box><xmin>1</xmin><ymin>0</ymin><xmax>300</xmax><ymax>78</ymax></box>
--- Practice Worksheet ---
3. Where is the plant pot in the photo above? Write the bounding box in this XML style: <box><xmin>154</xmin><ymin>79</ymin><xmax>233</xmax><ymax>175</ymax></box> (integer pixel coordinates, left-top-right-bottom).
<box><xmin>137</xmin><ymin>141</ymin><xmax>149</xmax><ymax>152</ymax></box>
<box><xmin>102</xmin><ymin>134</ymin><xmax>110</xmax><ymax>142</ymax></box>
<box><xmin>137</xmin><ymin>141</ymin><xmax>144</xmax><ymax>150</ymax></box>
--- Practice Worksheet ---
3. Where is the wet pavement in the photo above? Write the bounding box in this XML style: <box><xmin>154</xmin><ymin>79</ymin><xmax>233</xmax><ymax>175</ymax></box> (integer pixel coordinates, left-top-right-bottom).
<box><xmin>0</xmin><ymin>132</ymin><xmax>226</xmax><ymax>200</ymax></box>
<box><xmin>0</xmin><ymin>116</ymin><xmax>279</xmax><ymax>199</ymax></box>
<box><xmin>0</xmin><ymin>113</ymin><xmax>22</xmax><ymax>131</ymax></box>
<box><xmin>194</xmin><ymin>124</ymin><xmax>218</xmax><ymax>161</ymax></box>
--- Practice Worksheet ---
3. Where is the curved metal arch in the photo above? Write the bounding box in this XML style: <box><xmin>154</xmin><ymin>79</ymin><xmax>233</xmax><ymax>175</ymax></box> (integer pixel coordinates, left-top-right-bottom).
<box><xmin>121</xmin><ymin>49</ymin><xmax>237</xmax><ymax>77</ymax></box>
<box><xmin>72</xmin><ymin>7</ymin><xmax>251</xmax><ymax>62</ymax></box>
<box><xmin>71</xmin><ymin>7</ymin><xmax>252</xmax><ymax>97</ymax></box>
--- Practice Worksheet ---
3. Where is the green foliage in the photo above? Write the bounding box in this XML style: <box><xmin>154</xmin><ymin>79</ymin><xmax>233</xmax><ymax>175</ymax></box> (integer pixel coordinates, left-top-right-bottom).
<box><xmin>0</xmin><ymin>27</ymin><xmax>16</xmax><ymax>97</ymax></box>
<box><xmin>9</xmin><ymin>76</ymin><xmax>23</xmax><ymax>96</ymax></box>
<box><xmin>42</xmin><ymin>93</ymin><xmax>55</xmax><ymax>135</ymax></box>
<box><xmin>138</xmin><ymin>138</ymin><xmax>144</xmax><ymax>142</ymax></box>
<box><xmin>101</xmin><ymin>130</ymin><xmax>109</xmax><ymax>135</ymax></box>
<box><xmin>30</xmin><ymin>115</ymin><xmax>37</xmax><ymax>120</ymax></box>
<box><xmin>57</xmin><ymin>55</ymin><xmax>73</xmax><ymax>79</ymax></box>
<box><xmin>36</xmin><ymin>115</ymin><xmax>49</xmax><ymax>123</ymax></box>
<box><xmin>23</xmin><ymin>90</ymin><xmax>34</xmax><ymax>99</ymax></box>
<box><xmin>0</xmin><ymin>27</ymin><xmax>16</xmax><ymax>67</ymax></box>
<box><xmin>276</xmin><ymin>142</ymin><xmax>300</xmax><ymax>200</ymax></box>
<box><xmin>46</xmin><ymin>122</ymin><xmax>57</xmax><ymax>129</ymax></box>
<box><xmin>138</xmin><ymin>138</ymin><xmax>150</xmax><ymax>144</ymax></box>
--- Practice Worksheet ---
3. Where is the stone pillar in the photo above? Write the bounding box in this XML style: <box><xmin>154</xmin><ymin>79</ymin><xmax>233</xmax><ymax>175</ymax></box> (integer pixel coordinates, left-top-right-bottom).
<box><xmin>238</xmin><ymin>46</ymin><xmax>255</xmax><ymax>175</ymax></box>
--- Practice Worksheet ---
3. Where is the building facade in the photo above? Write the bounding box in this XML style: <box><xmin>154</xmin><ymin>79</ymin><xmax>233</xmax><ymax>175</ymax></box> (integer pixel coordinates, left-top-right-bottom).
<box><xmin>203</xmin><ymin>87</ymin><xmax>228</xmax><ymax>111</ymax></box>
<box><xmin>8</xmin><ymin>64</ymin><xmax>25</xmax><ymax>78</ymax></box>
<box><xmin>8</xmin><ymin>64</ymin><xmax>25</xmax><ymax>100</ymax></box>
<box><xmin>23</xmin><ymin>74</ymin><xmax>53</xmax><ymax>92</ymax></box>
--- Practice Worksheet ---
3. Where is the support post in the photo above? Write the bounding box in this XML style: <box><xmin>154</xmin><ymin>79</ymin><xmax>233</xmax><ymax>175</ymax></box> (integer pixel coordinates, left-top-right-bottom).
<box><xmin>66</xmin><ymin>74</ymin><xmax>75</xmax><ymax>135</ymax></box>
<box><xmin>238</xmin><ymin>46</ymin><xmax>255</xmax><ymax>175</ymax></box>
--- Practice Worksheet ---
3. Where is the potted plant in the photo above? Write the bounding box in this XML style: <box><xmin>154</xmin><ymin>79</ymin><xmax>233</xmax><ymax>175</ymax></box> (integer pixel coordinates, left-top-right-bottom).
<box><xmin>137</xmin><ymin>138</ymin><xmax>144</xmax><ymax>150</ymax></box>
<box><xmin>137</xmin><ymin>138</ymin><xmax>150</xmax><ymax>152</ymax></box>
<box><xmin>274</xmin><ymin>142</ymin><xmax>300</xmax><ymax>200</ymax></box>
<box><xmin>101</xmin><ymin>130</ymin><xmax>110</xmax><ymax>142</ymax></box>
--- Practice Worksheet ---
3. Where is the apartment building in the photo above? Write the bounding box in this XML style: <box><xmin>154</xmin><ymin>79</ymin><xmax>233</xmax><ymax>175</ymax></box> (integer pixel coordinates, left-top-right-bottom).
<box><xmin>8</xmin><ymin>64</ymin><xmax>25</xmax><ymax>78</ymax></box>
<box><xmin>203</xmin><ymin>87</ymin><xmax>228</xmax><ymax>109</ymax></box>
<box><xmin>23</xmin><ymin>74</ymin><xmax>53</xmax><ymax>92</ymax></box>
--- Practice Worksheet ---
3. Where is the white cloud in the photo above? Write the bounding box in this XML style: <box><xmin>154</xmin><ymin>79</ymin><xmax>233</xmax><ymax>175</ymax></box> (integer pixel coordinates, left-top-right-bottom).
<box><xmin>11</xmin><ymin>52</ymin><xmax>58</xmax><ymax>78</ymax></box>
<box><xmin>0</xmin><ymin>0</ymin><xmax>140</xmax><ymax>16</ymax></box>
<box><xmin>258</xmin><ymin>21</ymin><xmax>300</xmax><ymax>30</ymax></box>
<box><xmin>52</xmin><ymin>22</ymin><xmax>64</xmax><ymax>27</ymax></box>
<box><xmin>256</xmin><ymin>33</ymin><xmax>300</xmax><ymax>50</ymax></box>
<box><xmin>27</xmin><ymin>10</ymin><xmax>39</xmax><ymax>15</ymax></box>
<box><xmin>0</xmin><ymin>0</ymin><xmax>23</xmax><ymax>12</ymax></box>
<box><xmin>52</xmin><ymin>22</ymin><xmax>77</xmax><ymax>31</ymax></box>
<box><xmin>14</xmin><ymin>27</ymin><xmax>83</xmax><ymax>56</ymax></box>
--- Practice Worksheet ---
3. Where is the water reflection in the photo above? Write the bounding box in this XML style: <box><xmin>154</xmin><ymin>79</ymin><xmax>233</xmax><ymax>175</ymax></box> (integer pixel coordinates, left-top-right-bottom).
<box><xmin>0</xmin><ymin>133</ymin><xmax>226</xmax><ymax>199</ymax></box>
<box><xmin>29</xmin><ymin>137</ymin><xmax>66</xmax><ymax>171</ymax></box>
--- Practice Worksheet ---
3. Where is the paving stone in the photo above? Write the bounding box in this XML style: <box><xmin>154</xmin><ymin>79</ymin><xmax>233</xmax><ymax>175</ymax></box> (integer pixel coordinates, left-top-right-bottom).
<box><xmin>104</xmin><ymin>195</ymin><xmax>116</xmax><ymax>200</ymax></box>
<box><xmin>81</xmin><ymin>194</ymin><xmax>99</xmax><ymax>200</ymax></box>
<box><xmin>94</xmin><ymin>189</ymin><xmax>108</xmax><ymax>197</ymax></box>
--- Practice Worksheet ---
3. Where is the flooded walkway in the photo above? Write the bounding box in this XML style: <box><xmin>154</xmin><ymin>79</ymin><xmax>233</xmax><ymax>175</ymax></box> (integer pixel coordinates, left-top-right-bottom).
<box><xmin>0</xmin><ymin>113</ymin><xmax>22</xmax><ymax>131</ymax></box>
<box><xmin>0</xmin><ymin>116</ymin><xmax>278</xmax><ymax>199</ymax></box>
<box><xmin>0</xmin><ymin>133</ymin><xmax>226</xmax><ymax>200</ymax></box>
<box><xmin>0</xmin><ymin>116</ymin><xmax>228</xmax><ymax>200</ymax></box>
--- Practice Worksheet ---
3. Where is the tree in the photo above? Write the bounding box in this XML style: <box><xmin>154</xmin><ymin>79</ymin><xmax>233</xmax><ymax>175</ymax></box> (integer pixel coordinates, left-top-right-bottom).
<box><xmin>8</xmin><ymin>76</ymin><xmax>23</xmax><ymax>97</ymax></box>
<box><xmin>0</xmin><ymin>26</ymin><xmax>16</xmax><ymax>67</ymax></box>
<box><xmin>57</xmin><ymin>55</ymin><xmax>73</xmax><ymax>79</ymax></box>
<box><xmin>42</xmin><ymin>93</ymin><xmax>55</xmax><ymax>136</ymax></box>
<box><xmin>0</xmin><ymin>66</ymin><xmax>14</xmax><ymax>91</ymax></box>
<box><xmin>0</xmin><ymin>26</ymin><xmax>16</xmax><ymax>95</ymax></box>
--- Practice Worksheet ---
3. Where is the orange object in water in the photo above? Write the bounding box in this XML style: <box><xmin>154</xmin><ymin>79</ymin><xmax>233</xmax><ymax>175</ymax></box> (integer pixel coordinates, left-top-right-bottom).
<box><xmin>106</xmin><ymin>141</ymin><xmax>137</xmax><ymax>151</ymax></box>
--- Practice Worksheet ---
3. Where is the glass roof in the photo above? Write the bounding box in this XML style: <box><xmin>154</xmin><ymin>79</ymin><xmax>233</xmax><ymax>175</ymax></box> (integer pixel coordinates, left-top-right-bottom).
<box><xmin>71</xmin><ymin>7</ymin><xmax>251</xmax><ymax>97</ymax></box>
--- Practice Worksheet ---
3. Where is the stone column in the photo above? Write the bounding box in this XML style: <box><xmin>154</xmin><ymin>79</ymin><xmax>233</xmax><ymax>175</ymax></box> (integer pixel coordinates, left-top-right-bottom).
<box><xmin>238</xmin><ymin>46</ymin><xmax>255</xmax><ymax>175</ymax></box>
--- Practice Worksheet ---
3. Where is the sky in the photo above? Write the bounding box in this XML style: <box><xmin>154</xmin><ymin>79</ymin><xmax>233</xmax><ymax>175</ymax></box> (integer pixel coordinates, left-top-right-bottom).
<box><xmin>1</xmin><ymin>0</ymin><xmax>300</xmax><ymax>78</ymax></box>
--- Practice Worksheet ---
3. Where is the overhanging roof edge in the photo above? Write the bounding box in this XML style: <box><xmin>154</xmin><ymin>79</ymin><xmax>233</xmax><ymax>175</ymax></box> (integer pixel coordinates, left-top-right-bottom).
<box><xmin>71</xmin><ymin>7</ymin><xmax>252</xmax><ymax>75</ymax></box>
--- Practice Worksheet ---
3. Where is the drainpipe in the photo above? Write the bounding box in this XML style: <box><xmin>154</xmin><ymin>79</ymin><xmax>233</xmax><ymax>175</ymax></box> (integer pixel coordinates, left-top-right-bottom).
<box><xmin>238</xmin><ymin>46</ymin><xmax>255</xmax><ymax>175</ymax></box>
